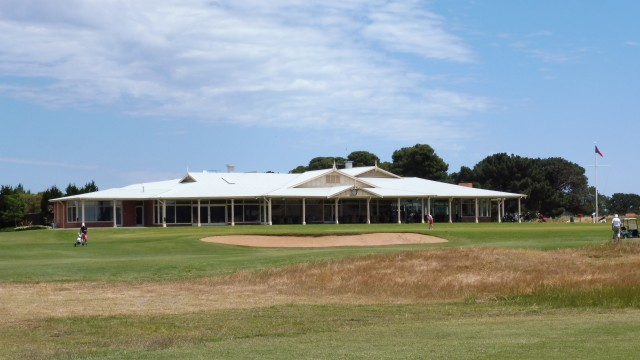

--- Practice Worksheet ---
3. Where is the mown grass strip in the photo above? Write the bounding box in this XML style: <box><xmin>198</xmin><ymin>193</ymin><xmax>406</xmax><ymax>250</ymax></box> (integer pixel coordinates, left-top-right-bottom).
<box><xmin>3</xmin><ymin>304</ymin><xmax>640</xmax><ymax>360</ymax></box>
<box><xmin>500</xmin><ymin>286</ymin><xmax>640</xmax><ymax>308</ymax></box>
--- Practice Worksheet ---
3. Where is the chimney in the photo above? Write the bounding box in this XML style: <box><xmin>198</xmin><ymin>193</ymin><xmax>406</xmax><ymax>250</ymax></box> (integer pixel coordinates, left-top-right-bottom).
<box><xmin>459</xmin><ymin>182</ymin><xmax>473</xmax><ymax>188</ymax></box>
<box><xmin>226</xmin><ymin>164</ymin><xmax>235</xmax><ymax>173</ymax></box>
<box><xmin>345</xmin><ymin>160</ymin><xmax>353</xmax><ymax>169</ymax></box>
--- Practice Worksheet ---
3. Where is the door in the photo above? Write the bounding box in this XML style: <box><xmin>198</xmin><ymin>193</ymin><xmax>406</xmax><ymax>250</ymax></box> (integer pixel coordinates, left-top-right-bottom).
<box><xmin>135</xmin><ymin>203</ymin><xmax>143</xmax><ymax>226</ymax></box>
<box><xmin>210</xmin><ymin>205</ymin><xmax>226</xmax><ymax>224</ymax></box>
<box><xmin>323</xmin><ymin>203</ymin><xmax>336</xmax><ymax>223</ymax></box>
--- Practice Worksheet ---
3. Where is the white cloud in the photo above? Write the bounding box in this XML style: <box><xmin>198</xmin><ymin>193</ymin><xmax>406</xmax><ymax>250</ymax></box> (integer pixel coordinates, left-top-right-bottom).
<box><xmin>0</xmin><ymin>0</ymin><xmax>483</xmax><ymax>143</ymax></box>
<box><xmin>362</xmin><ymin>0</ymin><xmax>474</xmax><ymax>62</ymax></box>
<box><xmin>0</xmin><ymin>156</ymin><xmax>98</xmax><ymax>170</ymax></box>
<box><xmin>510</xmin><ymin>41</ymin><xmax>572</xmax><ymax>64</ymax></box>
<box><xmin>508</xmin><ymin>30</ymin><xmax>593</xmax><ymax>66</ymax></box>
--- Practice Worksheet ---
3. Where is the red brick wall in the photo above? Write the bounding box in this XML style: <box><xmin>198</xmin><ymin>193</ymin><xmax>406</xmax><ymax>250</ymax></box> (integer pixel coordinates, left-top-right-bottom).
<box><xmin>52</xmin><ymin>200</ymin><xmax>160</xmax><ymax>228</ymax></box>
<box><xmin>144</xmin><ymin>200</ymin><xmax>155</xmax><ymax>226</ymax></box>
<box><xmin>52</xmin><ymin>201</ymin><xmax>66</xmax><ymax>228</ymax></box>
<box><xmin>122</xmin><ymin>201</ymin><xmax>137</xmax><ymax>227</ymax></box>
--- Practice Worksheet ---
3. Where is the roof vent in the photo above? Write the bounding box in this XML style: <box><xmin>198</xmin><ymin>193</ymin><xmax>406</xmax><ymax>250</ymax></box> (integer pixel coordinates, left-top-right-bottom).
<box><xmin>226</xmin><ymin>164</ymin><xmax>235</xmax><ymax>173</ymax></box>
<box><xmin>180</xmin><ymin>174</ymin><xmax>197</xmax><ymax>183</ymax></box>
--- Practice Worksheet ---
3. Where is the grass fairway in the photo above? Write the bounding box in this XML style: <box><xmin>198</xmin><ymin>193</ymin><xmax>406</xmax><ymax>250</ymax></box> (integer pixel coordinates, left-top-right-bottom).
<box><xmin>0</xmin><ymin>223</ymin><xmax>610</xmax><ymax>282</ymax></box>
<box><xmin>2</xmin><ymin>222</ymin><xmax>640</xmax><ymax>359</ymax></box>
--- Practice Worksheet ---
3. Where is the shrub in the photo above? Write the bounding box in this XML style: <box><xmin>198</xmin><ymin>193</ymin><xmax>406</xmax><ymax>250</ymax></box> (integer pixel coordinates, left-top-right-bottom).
<box><xmin>13</xmin><ymin>225</ymin><xmax>51</xmax><ymax>231</ymax></box>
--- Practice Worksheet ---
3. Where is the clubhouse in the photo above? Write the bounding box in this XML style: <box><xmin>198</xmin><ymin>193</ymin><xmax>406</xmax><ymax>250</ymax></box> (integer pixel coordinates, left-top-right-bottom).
<box><xmin>50</xmin><ymin>163</ymin><xmax>526</xmax><ymax>228</ymax></box>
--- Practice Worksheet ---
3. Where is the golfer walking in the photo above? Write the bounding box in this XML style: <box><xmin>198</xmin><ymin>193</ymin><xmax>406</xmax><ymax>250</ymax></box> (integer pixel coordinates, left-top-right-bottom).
<box><xmin>611</xmin><ymin>214</ymin><xmax>622</xmax><ymax>242</ymax></box>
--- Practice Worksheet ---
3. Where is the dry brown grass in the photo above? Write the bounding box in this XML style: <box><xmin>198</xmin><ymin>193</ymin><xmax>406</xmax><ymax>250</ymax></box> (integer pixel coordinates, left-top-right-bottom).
<box><xmin>2</xmin><ymin>243</ymin><xmax>640</xmax><ymax>324</ymax></box>
<box><xmin>238</xmin><ymin>242</ymin><xmax>640</xmax><ymax>301</ymax></box>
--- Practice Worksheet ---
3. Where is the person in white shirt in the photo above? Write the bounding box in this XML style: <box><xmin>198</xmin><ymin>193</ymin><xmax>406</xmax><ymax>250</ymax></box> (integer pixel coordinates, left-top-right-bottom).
<box><xmin>611</xmin><ymin>214</ymin><xmax>622</xmax><ymax>242</ymax></box>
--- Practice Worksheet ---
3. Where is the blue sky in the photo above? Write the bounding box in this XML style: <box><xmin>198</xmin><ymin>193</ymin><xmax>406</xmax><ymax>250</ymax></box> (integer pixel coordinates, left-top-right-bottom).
<box><xmin>1</xmin><ymin>0</ymin><xmax>638</xmax><ymax>196</ymax></box>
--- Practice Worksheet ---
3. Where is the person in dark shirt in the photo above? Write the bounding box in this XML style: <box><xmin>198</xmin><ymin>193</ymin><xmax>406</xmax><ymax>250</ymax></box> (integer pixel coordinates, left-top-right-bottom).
<box><xmin>80</xmin><ymin>223</ymin><xmax>88</xmax><ymax>243</ymax></box>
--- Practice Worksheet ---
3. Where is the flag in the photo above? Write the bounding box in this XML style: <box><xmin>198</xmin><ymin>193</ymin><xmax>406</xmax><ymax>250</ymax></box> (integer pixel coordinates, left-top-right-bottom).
<box><xmin>595</xmin><ymin>145</ymin><xmax>603</xmax><ymax>157</ymax></box>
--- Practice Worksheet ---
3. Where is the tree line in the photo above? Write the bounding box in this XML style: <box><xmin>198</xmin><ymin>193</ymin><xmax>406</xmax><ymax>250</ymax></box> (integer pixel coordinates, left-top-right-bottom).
<box><xmin>2</xmin><ymin>144</ymin><xmax>638</xmax><ymax>228</ymax></box>
<box><xmin>0</xmin><ymin>181</ymin><xmax>97</xmax><ymax>228</ymax></box>
<box><xmin>290</xmin><ymin>144</ymin><xmax>640</xmax><ymax>218</ymax></box>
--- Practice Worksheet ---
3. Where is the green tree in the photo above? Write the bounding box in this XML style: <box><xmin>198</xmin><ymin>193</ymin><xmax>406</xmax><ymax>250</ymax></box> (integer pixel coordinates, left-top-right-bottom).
<box><xmin>347</xmin><ymin>151</ymin><xmax>380</xmax><ymax>167</ymax></box>
<box><xmin>450</xmin><ymin>166</ymin><xmax>476</xmax><ymax>185</ymax></box>
<box><xmin>471</xmin><ymin>153</ymin><xmax>536</xmax><ymax>213</ymax></box>
<box><xmin>470</xmin><ymin>154</ymin><xmax>589</xmax><ymax>217</ymax></box>
<box><xmin>0</xmin><ymin>194</ymin><xmax>27</xmax><ymax>227</ymax></box>
<box><xmin>308</xmin><ymin>157</ymin><xmax>346</xmax><ymax>170</ymax></box>
<box><xmin>596</xmin><ymin>190</ymin><xmax>610</xmax><ymax>216</ymax></box>
<box><xmin>534</xmin><ymin>157</ymin><xmax>589</xmax><ymax>217</ymax></box>
<box><xmin>0</xmin><ymin>185</ymin><xmax>31</xmax><ymax>227</ymax></box>
<box><xmin>472</xmin><ymin>153</ymin><xmax>533</xmax><ymax>192</ymax></box>
<box><xmin>378</xmin><ymin>161</ymin><xmax>393</xmax><ymax>172</ymax></box>
<box><xmin>64</xmin><ymin>181</ymin><xmax>98</xmax><ymax>196</ymax></box>
<box><xmin>40</xmin><ymin>185</ymin><xmax>63</xmax><ymax>225</ymax></box>
<box><xmin>608</xmin><ymin>193</ymin><xmax>640</xmax><ymax>215</ymax></box>
<box><xmin>391</xmin><ymin>144</ymin><xmax>449</xmax><ymax>181</ymax></box>
<box><xmin>289</xmin><ymin>165</ymin><xmax>307</xmax><ymax>174</ymax></box>
<box><xmin>289</xmin><ymin>157</ymin><xmax>348</xmax><ymax>173</ymax></box>
<box><xmin>81</xmin><ymin>180</ymin><xmax>99</xmax><ymax>193</ymax></box>
<box><xmin>65</xmin><ymin>184</ymin><xmax>81</xmax><ymax>196</ymax></box>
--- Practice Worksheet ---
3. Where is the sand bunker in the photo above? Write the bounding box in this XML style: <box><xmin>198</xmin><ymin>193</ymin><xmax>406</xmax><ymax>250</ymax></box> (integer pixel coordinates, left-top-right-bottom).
<box><xmin>201</xmin><ymin>232</ymin><xmax>446</xmax><ymax>248</ymax></box>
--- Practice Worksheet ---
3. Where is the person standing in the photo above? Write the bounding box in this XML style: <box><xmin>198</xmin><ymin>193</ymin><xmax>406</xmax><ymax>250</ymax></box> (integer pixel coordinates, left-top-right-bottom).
<box><xmin>80</xmin><ymin>222</ymin><xmax>88</xmax><ymax>244</ymax></box>
<box><xmin>611</xmin><ymin>214</ymin><xmax>621</xmax><ymax>242</ymax></box>
<box><xmin>427</xmin><ymin>213</ymin><xmax>434</xmax><ymax>230</ymax></box>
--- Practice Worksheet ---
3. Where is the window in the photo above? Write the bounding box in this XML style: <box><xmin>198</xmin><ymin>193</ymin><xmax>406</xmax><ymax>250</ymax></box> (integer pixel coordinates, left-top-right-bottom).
<box><xmin>479</xmin><ymin>200</ymin><xmax>490</xmax><ymax>217</ymax></box>
<box><xmin>326</xmin><ymin>175</ymin><xmax>340</xmax><ymax>184</ymax></box>
<box><xmin>68</xmin><ymin>201</ymin><xmax>122</xmax><ymax>223</ymax></box>
<box><xmin>87</xmin><ymin>201</ymin><xmax>112</xmax><ymax>221</ymax></box>
<box><xmin>154</xmin><ymin>200</ymin><xmax>193</xmax><ymax>224</ymax></box>
<box><xmin>461</xmin><ymin>199</ymin><xmax>491</xmax><ymax>217</ymax></box>
<box><xmin>175</xmin><ymin>201</ymin><xmax>191</xmax><ymax>223</ymax></box>
<box><xmin>461</xmin><ymin>200</ymin><xmax>475</xmax><ymax>217</ymax></box>
<box><xmin>67</xmin><ymin>201</ymin><xmax>79</xmax><ymax>222</ymax></box>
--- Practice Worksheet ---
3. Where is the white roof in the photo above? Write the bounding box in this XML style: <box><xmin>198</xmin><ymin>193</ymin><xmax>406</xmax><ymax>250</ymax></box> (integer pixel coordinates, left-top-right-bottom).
<box><xmin>362</xmin><ymin>177</ymin><xmax>520</xmax><ymax>198</ymax></box>
<box><xmin>52</xmin><ymin>166</ymin><xmax>525</xmax><ymax>202</ymax></box>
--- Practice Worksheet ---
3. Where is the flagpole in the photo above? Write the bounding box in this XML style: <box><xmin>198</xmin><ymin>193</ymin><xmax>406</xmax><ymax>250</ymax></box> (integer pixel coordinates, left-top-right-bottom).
<box><xmin>594</xmin><ymin>144</ymin><xmax>598</xmax><ymax>223</ymax></box>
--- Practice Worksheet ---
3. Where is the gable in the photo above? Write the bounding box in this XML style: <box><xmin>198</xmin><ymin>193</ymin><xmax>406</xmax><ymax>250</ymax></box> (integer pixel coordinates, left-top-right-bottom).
<box><xmin>296</xmin><ymin>171</ymin><xmax>350</xmax><ymax>188</ymax></box>
<box><xmin>179</xmin><ymin>173</ymin><xmax>197</xmax><ymax>183</ymax></box>
<box><xmin>293</xmin><ymin>169</ymin><xmax>375</xmax><ymax>189</ymax></box>
<box><xmin>354</xmin><ymin>168</ymin><xmax>399</xmax><ymax>179</ymax></box>
<box><xmin>340</xmin><ymin>165</ymin><xmax>400</xmax><ymax>179</ymax></box>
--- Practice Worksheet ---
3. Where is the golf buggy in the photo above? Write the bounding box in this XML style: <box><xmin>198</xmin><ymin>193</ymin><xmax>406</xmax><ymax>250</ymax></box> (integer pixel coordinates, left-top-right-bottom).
<box><xmin>621</xmin><ymin>218</ymin><xmax>639</xmax><ymax>239</ymax></box>
<box><xmin>74</xmin><ymin>232</ymin><xmax>87</xmax><ymax>247</ymax></box>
